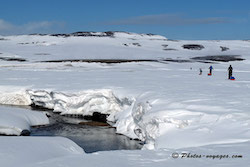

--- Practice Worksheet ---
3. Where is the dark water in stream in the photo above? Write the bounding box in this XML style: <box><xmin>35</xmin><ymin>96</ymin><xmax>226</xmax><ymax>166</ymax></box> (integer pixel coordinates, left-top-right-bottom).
<box><xmin>29</xmin><ymin>109</ymin><xmax>143</xmax><ymax>153</ymax></box>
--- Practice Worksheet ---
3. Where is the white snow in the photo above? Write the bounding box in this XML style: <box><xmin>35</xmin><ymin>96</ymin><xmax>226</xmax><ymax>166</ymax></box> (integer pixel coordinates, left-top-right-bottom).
<box><xmin>1</xmin><ymin>32</ymin><xmax>249</xmax><ymax>61</ymax></box>
<box><xmin>0</xmin><ymin>32</ymin><xmax>250</xmax><ymax>166</ymax></box>
<box><xmin>0</xmin><ymin>137</ymin><xmax>85</xmax><ymax>167</ymax></box>
<box><xmin>0</xmin><ymin>105</ymin><xmax>49</xmax><ymax>135</ymax></box>
<box><xmin>27</xmin><ymin>89</ymin><xmax>131</xmax><ymax>116</ymax></box>
<box><xmin>0</xmin><ymin>87</ymin><xmax>32</xmax><ymax>105</ymax></box>
<box><xmin>0</xmin><ymin>136</ymin><xmax>248</xmax><ymax>167</ymax></box>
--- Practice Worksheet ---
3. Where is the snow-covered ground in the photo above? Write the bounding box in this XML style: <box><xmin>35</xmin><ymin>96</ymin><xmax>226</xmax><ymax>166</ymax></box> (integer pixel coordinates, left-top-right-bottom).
<box><xmin>0</xmin><ymin>105</ymin><xmax>49</xmax><ymax>135</ymax></box>
<box><xmin>1</xmin><ymin>136</ymin><xmax>248</xmax><ymax>167</ymax></box>
<box><xmin>0</xmin><ymin>32</ymin><xmax>249</xmax><ymax>62</ymax></box>
<box><xmin>0</xmin><ymin>32</ymin><xmax>250</xmax><ymax>166</ymax></box>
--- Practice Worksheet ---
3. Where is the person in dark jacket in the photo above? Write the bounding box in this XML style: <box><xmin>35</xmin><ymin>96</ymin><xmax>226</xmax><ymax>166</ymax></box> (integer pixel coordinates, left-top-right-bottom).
<box><xmin>209</xmin><ymin>65</ymin><xmax>213</xmax><ymax>75</ymax></box>
<box><xmin>199</xmin><ymin>68</ymin><xmax>202</xmax><ymax>75</ymax></box>
<box><xmin>228</xmin><ymin>65</ymin><xmax>233</xmax><ymax>79</ymax></box>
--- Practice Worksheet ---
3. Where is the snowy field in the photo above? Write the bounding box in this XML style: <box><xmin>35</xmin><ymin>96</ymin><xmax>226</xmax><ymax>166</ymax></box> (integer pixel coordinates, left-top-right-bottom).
<box><xmin>0</xmin><ymin>32</ymin><xmax>250</xmax><ymax>166</ymax></box>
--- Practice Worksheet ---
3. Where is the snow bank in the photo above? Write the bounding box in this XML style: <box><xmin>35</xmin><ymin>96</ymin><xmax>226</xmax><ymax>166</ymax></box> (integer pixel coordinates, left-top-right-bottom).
<box><xmin>0</xmin><ymin>90</ymin><xmax>32</xmax><ymax>105</ymax></box>
<box><xmin>113</xmin><ymin>92</ymin><xmax>250</xmax><ymax>150</ymax></box>
<box><xmin>78</xmin><ymin>141</ymin><xmax>249</xmax><ymax>167</ymax></box>
<box><xmin>0</xmin><ymin>106</ymin><xmax>49</xmax><ymax>135</ymax></box>
<box><xmin>0</xmin><ymin>136</ymin><xmax>84</xmax><ymax>167</ymax></box>
<box><xmin>0</xmin><ymin>136</ymin><xmax>248</xmax><ymax>167</ymax></box>
<box><xmin>0</xmin><ymin>85</ymin><xmax>249</xmax><ymax>150</ymax></box>
<box><xmin>0</xmin><ymin>88</ymin><xmax>131</xmax><ymax>118</ymax></box>
<box><xmin>27</xmin><ymin>89</ymin><xmax>132</xmax><ymax>117</ymax></box>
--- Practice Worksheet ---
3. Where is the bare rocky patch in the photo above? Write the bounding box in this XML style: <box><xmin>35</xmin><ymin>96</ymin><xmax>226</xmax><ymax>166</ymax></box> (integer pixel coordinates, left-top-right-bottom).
<box><xmin>31</xmin><ymin>31</ymin><xmax>116</xmax><ymax>38</ymax></box>
<box><xmin>167</xmin><ymin>39</ymin><xmax>179</xmax><ymax>42</ymax></box>
<box><xmin>162</xmin><ymin>58</ymin><xmax>192</xmax><ymax>63</ymax></box>
<box><xmin>0</xmin><ymin>57</ymin><xmax>27</xmax><ymax>62</ymax></box>
<box><xmin>34</xmin><ymin>53</ymin><xmax>51</xmax><ymax>56</ymax></box>
<box><xmin>123</xmin><ymin>43</ymin><xmax>141</xmax><ymax>47</ymax></box>
<box><xmin>132</xmin><ymin>43</ymin><xmax>141</xmax><ymax>47</ymax></box>
<box><xmin>162</xmin><ymin>44</ymin><xmax>177</xmax><ymax>51</ymax></box>
<box><xmin>163</xmin><ymin>48</ymin><xmax>177</xmax><ymax>51</ymax></box>
<box><xmin>0</xmin><ymin>38</ymin><xmax>8</xmax><ymax>41</ymax></box>
<box><xmin>40</xmin><ymin>59</ymin><xmax>157</xmax><ymax>64</ymax></box>
<box><xmin>220</xmin><ymin>46</ymin><xmax>229</xmax><ymax>52</ymax></box>
<box><xmin>191</xmin><ymin>55</ymin><xmax>244</xmax><ymax>62</ymax></box>
<box><xmin>182</xmin><ymin>44</ymin><xmax>204</xmax><ymax>50</ymax></box>
<box><xmin>18</xmin><ymin>42</ymin><xmax>30</xmax><ymax>45</ymax></box>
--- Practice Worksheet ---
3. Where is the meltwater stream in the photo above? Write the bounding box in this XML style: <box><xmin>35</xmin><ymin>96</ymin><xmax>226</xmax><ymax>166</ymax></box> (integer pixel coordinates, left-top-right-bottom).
<box><xmin>30</xmin><ymin>108</ymin><xmax>143</xmax><ymax>153</ymax></box>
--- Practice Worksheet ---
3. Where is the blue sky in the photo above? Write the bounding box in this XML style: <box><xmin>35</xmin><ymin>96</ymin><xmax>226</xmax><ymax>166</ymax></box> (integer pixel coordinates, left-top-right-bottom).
<box><xmin>0</xmin><ymin>0</ymin><xmax>249</xmax><ymax>39</ymax></box>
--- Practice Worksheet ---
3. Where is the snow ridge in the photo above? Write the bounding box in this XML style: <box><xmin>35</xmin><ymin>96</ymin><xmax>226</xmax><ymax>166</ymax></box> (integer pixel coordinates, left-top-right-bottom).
<box><xmin>1</xmin><ymin>89</ymin><xmax>250</xmax><ymax>150</ymax></box>
<box><xmin>27</xmin><ymin>89</ymin><xmax>132</xmax><ymax>117</ymax></box>
<box><xmin>0</xmin><ymin>106</ymin><xmax>49</xmax><ymax>135</ymax></box>
<box><xmin>0</xmin><ymin>91</ymin><xmax>32</xmax><ymax>106</ymax></box>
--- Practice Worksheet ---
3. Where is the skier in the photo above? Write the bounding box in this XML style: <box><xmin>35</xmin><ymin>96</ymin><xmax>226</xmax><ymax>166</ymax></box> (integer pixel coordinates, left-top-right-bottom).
<box><xmin>208</xmin><ymin>65</ymin><xmax>213</xmax><ymax>75</ymax></box>
<box><xmin>228</xmin><ymin>65</ymin><xmax>233</xmax><ymax>79</ymax></box>
<box><xmin>199</xmin><ymin>68</ymin><xmax>202</xmax><ymax>75</ymax></box>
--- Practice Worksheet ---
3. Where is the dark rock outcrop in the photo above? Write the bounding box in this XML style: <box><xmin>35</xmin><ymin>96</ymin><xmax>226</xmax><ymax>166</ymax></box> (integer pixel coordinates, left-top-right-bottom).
<box><xmin>220</xmin><ymin>46</ymin><xmax>229</xmax><ymax>52</ymax></box>
<box><xmin>132</xmin><ymin>43</ymin><xmax>141</xmax><ymax>47</ymax></box>
<box><xmin>163</xmin><ymin>48</ymin><xmax>177</xmax><ymax>51</ymax></box>
<box><xmin>39</xmin><ymin>59</ymin><xmax>157</xmax><ymax>64</ymax></box>
<box><xmin>191</xmin><ymin>55</ymin><xmax>244</xmax><ymax>62</ymax></box>
<box><xmin>182</xmin><ymin>44</ymin><xmax>204</xmax><ymax>50</ymax></box>
<box><xmin>46</xmin><ymin>31</ymin><xmax>115</xmax><ymax>38</ymax></box>
<box><xmin>20</xmin><ymin>129</ymin><xmax>30</xmax><ymax>136</ymax></box>
<box><xmin>92</xmin><ymin>112</ymin><xmax>108</xmax><ymax>123</ymax></box>
<box><xmin>83</xmin><ymin>112</ymin><xmax>109</xmax><ymax>123</ymax></box>
<box><xmin>0</xmin><ymin>57</ymin><xmax>26</xmax><ymax>62</ymax></box>
<box><xmin>163</xmin><ymin>58</ymin><xmax>191</xmax><ymax>63</ymax></box>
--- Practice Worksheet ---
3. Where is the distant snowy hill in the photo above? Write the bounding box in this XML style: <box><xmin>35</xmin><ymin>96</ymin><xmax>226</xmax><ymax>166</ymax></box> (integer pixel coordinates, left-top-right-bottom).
<box><xmin>0</xmin><ymin>31</ymin><xmax>249</xmax><ymax>63</ymax></box>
